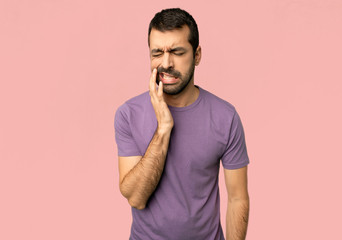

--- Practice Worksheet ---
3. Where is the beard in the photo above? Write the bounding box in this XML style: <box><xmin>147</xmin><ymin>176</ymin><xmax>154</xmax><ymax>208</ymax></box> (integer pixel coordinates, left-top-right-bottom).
<box><xmin>156</xmin><ymin>61</ymin><xmax>195</xmax><ymax>95</ymax></box>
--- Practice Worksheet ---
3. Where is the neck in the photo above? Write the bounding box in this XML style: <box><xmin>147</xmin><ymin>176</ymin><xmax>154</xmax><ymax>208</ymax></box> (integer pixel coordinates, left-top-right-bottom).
<box><xmin>163</xmin><ymin>79</ymin><xmax>199</xmax><ymax>107</ymax></box>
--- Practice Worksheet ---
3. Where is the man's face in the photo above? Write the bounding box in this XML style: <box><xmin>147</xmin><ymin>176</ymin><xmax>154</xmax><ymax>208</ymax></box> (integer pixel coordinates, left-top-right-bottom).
<box><xmin>149</xmin><ymin>26</ymin><xmax>200</xmax><ymax>95</ymax></box>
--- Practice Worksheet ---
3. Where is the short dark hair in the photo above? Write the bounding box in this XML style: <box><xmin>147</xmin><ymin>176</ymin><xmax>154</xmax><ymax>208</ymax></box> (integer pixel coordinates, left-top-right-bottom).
<box><xmin>148</xmin><ymin>8</ymin><xmax>199</xmax><ymax>57</ymax></box>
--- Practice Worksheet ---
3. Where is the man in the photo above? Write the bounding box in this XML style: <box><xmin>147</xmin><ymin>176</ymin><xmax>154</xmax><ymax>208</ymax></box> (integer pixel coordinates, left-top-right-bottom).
<box><xmin>115</xmin><ymin>8</ymin><xmax>250</xmax><ymax>240</ymax></box>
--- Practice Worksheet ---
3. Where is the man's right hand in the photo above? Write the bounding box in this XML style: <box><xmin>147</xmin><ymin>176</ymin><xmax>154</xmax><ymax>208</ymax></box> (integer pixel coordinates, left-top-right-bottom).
<box><xmin>119</xmin><ymin>68</ymin><xmax>174</xmax><ymax>209</ymax></box>
<box><xmin>149</xmin><ymin>68</ymin><xmax>174</xmax><ymax>133</ymax></box>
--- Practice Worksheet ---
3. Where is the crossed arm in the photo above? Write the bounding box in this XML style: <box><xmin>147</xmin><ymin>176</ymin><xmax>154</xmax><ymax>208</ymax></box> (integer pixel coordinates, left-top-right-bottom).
<box><xmin>118</xmin><ymin>129</ymin><xmax>171</xmax><ymax>210</ymax></box>
<box><xmin>118</xmin><ymin>68</ymin><xmax>173</xmax><ymax>210</ymax></box>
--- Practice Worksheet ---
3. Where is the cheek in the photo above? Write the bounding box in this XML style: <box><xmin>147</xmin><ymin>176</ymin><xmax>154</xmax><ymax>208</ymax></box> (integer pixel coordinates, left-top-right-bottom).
<box><xmin>178</xmin><ymin>58</ymin><xmax>193</xmax><ymax>71</ymax></box>
<box><xmin>150</xmin><ymin>59</ymin><xmax>161</xmax><ymax>70</ymax></box>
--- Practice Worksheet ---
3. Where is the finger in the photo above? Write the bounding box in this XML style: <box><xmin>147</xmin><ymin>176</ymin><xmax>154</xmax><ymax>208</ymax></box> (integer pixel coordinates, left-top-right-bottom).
<box><xmin>157</xmin><ymin>79</ymin><xmax>163</xmax><ymax>97</ymax></box>
<box><xmin>149</xmin><ymin>68</ymin><xmax>157</xmax><ymax>93</ymax></box>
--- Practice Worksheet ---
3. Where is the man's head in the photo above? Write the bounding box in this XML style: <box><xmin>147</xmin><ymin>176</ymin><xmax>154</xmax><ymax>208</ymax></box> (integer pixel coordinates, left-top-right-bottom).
<box><xmin>148</xmin><ymin>8</ymin><xmax>199</xmax><ymax>58</ymax></box>
<box><xmin>148</xmin><ymin>8</ymin><xmax>201</xmax><ymax>95</ymax></box>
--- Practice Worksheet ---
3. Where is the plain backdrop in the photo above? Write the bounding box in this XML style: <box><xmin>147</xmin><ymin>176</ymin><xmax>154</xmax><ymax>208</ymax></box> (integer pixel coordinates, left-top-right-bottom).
<box><xmin>1</xmin><ymin>0</ymin><xmax>342</xmax><ymax>239</ymax></box>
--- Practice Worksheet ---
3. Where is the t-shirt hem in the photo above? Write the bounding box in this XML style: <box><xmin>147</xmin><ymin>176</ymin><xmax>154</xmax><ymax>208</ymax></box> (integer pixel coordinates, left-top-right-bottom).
<box><xmin>222</xmin><ymin>161</ymin><xmax>249</xmax><ymax>170</ymax></box>
<box><xmin>118</xmin><ymin>152</ymin><xmax>142</xmax><ymax>157</ymax></box>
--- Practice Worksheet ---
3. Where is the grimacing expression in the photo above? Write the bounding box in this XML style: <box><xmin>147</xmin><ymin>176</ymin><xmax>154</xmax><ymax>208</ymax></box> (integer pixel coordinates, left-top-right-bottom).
<box><xmin>149</xmin><ymin>26</ymin><xmax>200</xmax><ymax>95</ymax></box>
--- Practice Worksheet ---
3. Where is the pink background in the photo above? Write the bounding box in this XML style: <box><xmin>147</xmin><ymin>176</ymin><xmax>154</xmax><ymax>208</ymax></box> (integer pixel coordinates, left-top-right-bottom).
<box><xmin>1</xmin><ymin>0</ymin><xmax>341</xmax><ymax>239</ymax></box>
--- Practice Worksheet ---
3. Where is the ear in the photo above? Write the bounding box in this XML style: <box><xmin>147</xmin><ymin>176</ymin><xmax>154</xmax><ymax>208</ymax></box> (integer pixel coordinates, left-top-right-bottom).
<box><xmin>194</xmin><ymin>45</ymin><xmax>202</xmax><ymax>66</ymax></box>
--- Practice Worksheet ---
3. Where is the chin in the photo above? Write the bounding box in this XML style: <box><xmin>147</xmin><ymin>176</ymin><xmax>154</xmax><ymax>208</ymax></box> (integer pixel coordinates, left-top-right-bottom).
<box><xmin>163</xmin><ymin>80</ymin><xmax>191</xmax><ymax>95</ymax></box>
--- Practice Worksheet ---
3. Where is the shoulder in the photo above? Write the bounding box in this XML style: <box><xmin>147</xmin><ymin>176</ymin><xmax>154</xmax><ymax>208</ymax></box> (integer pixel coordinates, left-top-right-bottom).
<box><xmin>114</xmin><ymin>91</ymin><xmax>152</xmax><ymax>127</ymax></box>
<box><xmin>200</xmin><ymin>87</ymin><xmax>237</xmax><ymax>118</ymax></box>
<box><xmin>116</xmin><ymin>91</ymin><xmax>151</xmax><ymax>116</ymax></box>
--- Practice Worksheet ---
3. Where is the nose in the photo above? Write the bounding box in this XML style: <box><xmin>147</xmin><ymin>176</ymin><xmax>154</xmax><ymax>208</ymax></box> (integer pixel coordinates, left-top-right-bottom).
<box><xmin>161</xmin><ymin>52</ymin><xmax>174</xmax><ymax>69</ymax></box>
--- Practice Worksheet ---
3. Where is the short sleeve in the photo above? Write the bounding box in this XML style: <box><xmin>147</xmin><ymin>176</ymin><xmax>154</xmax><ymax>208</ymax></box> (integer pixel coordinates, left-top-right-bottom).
<box><xmin>114</xmin><ymin>105</ymin><xmax>142</xmax><ymax>157</ymax></box>
<box><xmin>221</xmin><ymin>111</ymin><xmax>250</xmax><ymax>169</ymax></box>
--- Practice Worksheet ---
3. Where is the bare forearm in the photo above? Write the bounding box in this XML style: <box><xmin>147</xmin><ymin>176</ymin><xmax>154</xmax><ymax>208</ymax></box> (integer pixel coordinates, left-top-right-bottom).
<box><xmin>226</xmin><ymin>198</ymin><xmax>249</xmax><ymax>240</ymax></box>
<box><xmin>120</xmin><ymin>128</ymin><xmax>171</xmax><ymax>209</ymax></box>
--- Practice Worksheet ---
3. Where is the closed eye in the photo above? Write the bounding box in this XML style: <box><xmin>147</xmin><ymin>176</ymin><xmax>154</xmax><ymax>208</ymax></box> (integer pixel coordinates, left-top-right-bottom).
<box><xmin>152</xmin><ymin>53</ymin><xmax>163</xmax><ymax>57</ymax></box>
<box><xmin>151</xmin><ymin>49</ymin><xmax>163</xmax><ymax>57</ymax></box>
<box><xmin>151</xmin><ymin>47</ymin><xmax>186</xmax><ymax>57</ymax></box>
<box><xmin>172</xmin><ymin>52</ymin><xmax>185</xmax><ymax>56</ymax></box>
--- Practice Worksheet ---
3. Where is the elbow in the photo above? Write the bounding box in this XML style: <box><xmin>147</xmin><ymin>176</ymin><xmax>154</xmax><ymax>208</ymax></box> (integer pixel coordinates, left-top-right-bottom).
<box><xmin>228</xmin><ymin>197</ymin><xmax>249</xmax><ymax>205</ymax></box>
<box><xmin>119</xmin><ymin>183</ymin><xmax>146</xmax><ymax>210</ymax></box>
<box><xmin>228</xmin><ymin>193</ymin><xmax>250</xmax><ymax>203</ymax></box>
<box><xmin>128</xmin><ymin>198</ymin><xmax>146</xmax><ymax>210</ymax></box>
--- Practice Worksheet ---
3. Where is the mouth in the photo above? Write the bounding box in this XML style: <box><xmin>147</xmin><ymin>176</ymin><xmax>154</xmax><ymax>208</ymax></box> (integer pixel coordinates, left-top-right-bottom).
<box><xmin>159</xmin><ymin>72</ymin><xmax>179</xmax><ymax>84</ymax></box>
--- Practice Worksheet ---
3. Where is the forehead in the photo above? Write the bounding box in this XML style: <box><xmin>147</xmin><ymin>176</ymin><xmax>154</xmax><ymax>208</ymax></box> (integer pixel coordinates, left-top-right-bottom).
<box><xmin>149</xmin><ymin>26</ymin><xmax>192</xmax><ymax>50</ymax></box>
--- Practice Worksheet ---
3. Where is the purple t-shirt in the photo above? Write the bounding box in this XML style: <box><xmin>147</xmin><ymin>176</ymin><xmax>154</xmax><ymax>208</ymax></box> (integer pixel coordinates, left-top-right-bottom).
<box><xmin>114</xmin><ymin>86</ymin><xmax>249</xmax><ymax>240</ymax></box>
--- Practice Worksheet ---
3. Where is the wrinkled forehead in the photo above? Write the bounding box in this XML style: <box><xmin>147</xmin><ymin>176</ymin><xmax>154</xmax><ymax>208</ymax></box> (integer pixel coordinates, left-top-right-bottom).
<box><xmin>149</xmin><ymin>26</ymin><xmax>191</xmax><ymax>50</ymax></box>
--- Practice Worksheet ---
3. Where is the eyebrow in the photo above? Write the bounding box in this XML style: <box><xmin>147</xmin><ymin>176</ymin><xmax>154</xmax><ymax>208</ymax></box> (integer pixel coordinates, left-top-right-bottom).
<box><xmin>151</xmin><ymin>47</ymin><xmax>187</xmax><ymax>54</ymax></box>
